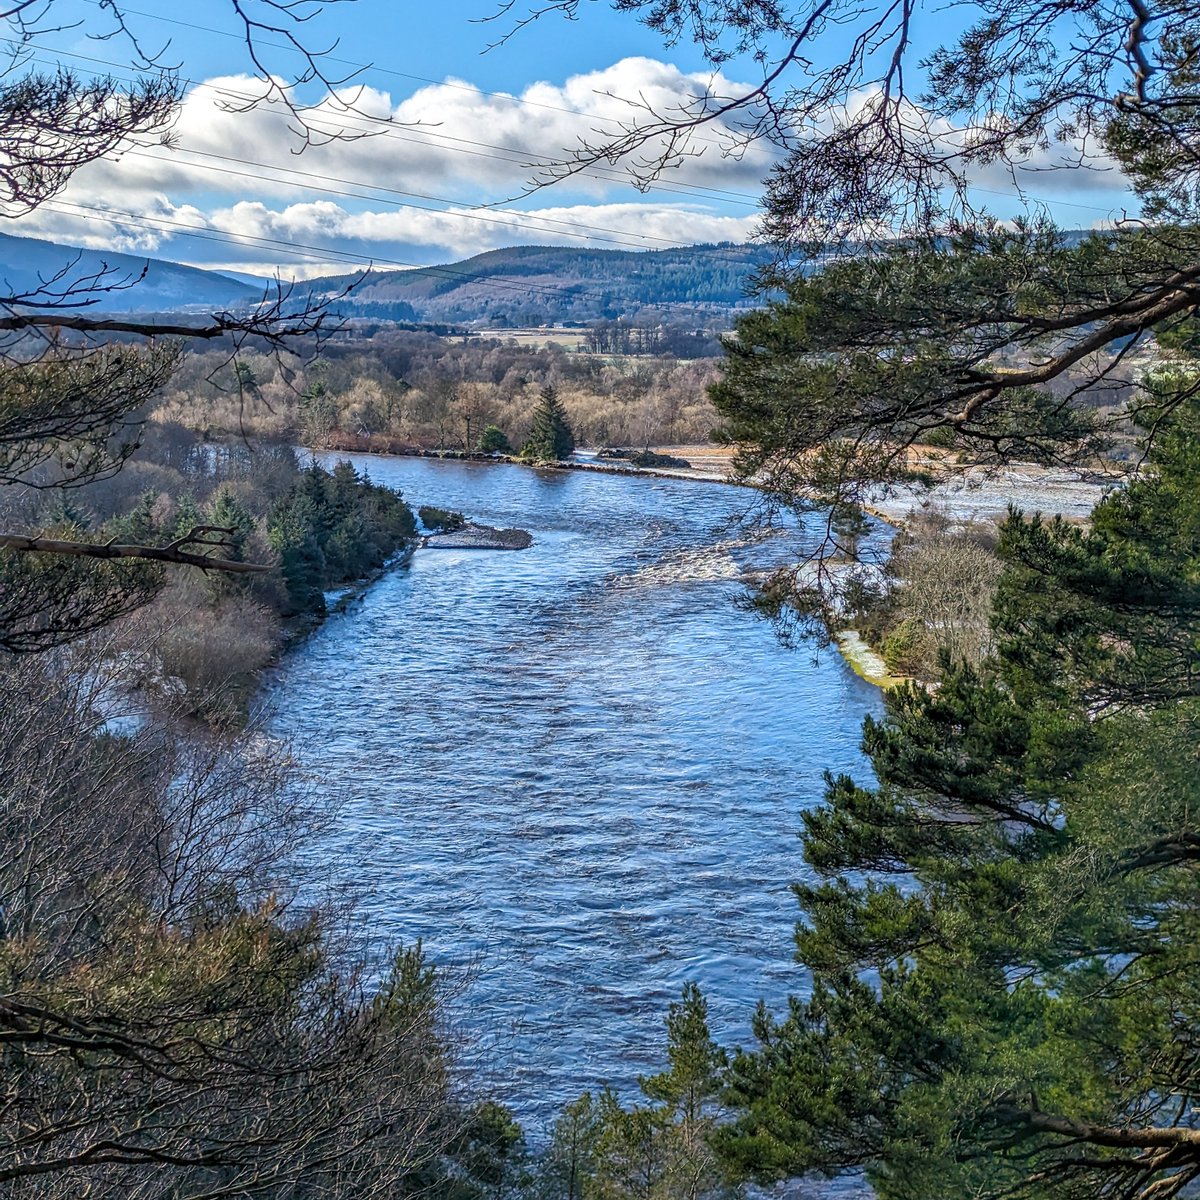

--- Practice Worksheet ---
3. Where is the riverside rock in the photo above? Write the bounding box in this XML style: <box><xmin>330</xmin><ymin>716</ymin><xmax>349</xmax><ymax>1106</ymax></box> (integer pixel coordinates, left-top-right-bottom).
<box><xmin>423</xmin><ymin>523</ymin><xmax>533</xmax><ymax>550</ymax></box>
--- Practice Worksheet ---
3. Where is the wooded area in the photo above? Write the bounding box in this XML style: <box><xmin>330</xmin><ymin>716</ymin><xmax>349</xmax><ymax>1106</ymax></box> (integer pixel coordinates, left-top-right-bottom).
<box><xmin>3</xmin><ymin>0</ymin><xmax>1200</xmax><ymax>1197</ymax></box>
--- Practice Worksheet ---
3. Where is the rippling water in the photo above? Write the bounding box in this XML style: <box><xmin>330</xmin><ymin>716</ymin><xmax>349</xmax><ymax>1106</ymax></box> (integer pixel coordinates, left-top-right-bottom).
<box><xmin>268</xmin><ymin>455</ymin><xmax>884</xmax><ymax>1129</ymax></box>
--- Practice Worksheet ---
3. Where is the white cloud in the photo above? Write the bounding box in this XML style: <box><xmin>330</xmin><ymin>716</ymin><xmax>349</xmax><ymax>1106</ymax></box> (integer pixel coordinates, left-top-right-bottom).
<box><xmin>7</xmin><ymin>62</ymin><xmax>1134</xmax><ymax>274</ymax></box>
<box><xmin>7</xmin><ymin>58</ymin><xmax>772</xmax><ymax>271</ymax></box>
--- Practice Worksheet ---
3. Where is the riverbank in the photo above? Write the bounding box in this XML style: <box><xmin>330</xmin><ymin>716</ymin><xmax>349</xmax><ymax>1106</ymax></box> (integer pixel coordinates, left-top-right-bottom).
<box><xmin>836</xmin><ymin>631</ymin><xmax>910</xmax><ymax>689</ymax></box>
<box><xmin>317</xmin><ymin>438</ymin><xmax>743</xmax><ymax>486</ymax></box>
<box><xmin>314</xmin><ymin>435</ymin><xmax>1111</xmax><ymax>521</ymax></box>
<box><xmin>307</xmin><ymin>438</ymin><xmax>1112</xmax><ymax>692</ymax></box>
<box><xmin>264</xmin><ymin>447</ymin><xmax>886</xmax><ymax>1135</ymax></box>
<box><xmin>280</xmin><ymin>541</ymin><xmax>418</xmax><ymax>649</ymax></box>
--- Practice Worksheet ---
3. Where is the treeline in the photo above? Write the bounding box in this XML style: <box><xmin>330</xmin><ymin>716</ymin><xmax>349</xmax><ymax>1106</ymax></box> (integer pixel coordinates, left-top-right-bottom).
<box><xmin>581</xmin><ymin>319</ymin><xmax>723</xmax><ymax>358</ymax></box>
<box><xmin>3</xmin><ymin>424</ymin><xmax>418</xmax><ymax>718</ymax></box>
<box><xmin>268</xmin><ymin>459</ymin><xmax>416</xmax><ymax>613</ymax></box>
<box><xmin>155</xmin><ymin>328</ymin><xmax>723</xmax><ymax>452</ymax></box>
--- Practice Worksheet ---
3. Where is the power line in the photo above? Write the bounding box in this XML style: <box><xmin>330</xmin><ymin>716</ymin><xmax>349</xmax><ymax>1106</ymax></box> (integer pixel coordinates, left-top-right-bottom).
<box><xmin>41</xmin><ymin>198</ymin><xmax>764</xmax><ymax>315</ymax></box>
<box><xmin>21</xmin><ymin>38</ymin><xmax>1126</xmax><ymax>226</ymax></box>
<box><xmin>77</xmin><ymin>0</ymin><xmax>745</xmax><ymax>148</ymax></box>
<box><xmin>62</xmin><ymin>5</ymin><xmax>1129</xmax><ymax>217</ymax></box>
<box><xmin>121</xmin><ymin>146</ymin><xmax>699</xmax><ymax>252</ymax></box>
<box><xmin>15</xmin><ymin>37</ymin><xmax>767</xmax><ymax>210</ymax></box>
<box><xmin>11</xmin><ymin>40</ymin><xmax>764</xmax><ymax>256</ymax></box>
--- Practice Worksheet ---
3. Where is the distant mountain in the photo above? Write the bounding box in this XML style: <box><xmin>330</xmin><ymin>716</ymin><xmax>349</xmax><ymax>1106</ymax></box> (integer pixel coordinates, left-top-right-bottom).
<box><xmin>0</xmin><ymin>232</ymin><xmax>1104</xmax><ymax>329</ymax></box>
<box><xmin>0</xmin><ymin>232</ymin><xmax>263</xmax><ymax>313</ymax></box>
<box><xmin>211</xmin><ymin>268</ymin><xmax>279</xmax><ymax>290</ymax></box>
<box><xmin>314</xmin><ymin>243</ymin><xmax>779</xmax><ymax>327</ymax></box>
<box><xmin>0</xmin><ymin>235</ymin><xmax>777</xmax><ymax>326</ymax></box>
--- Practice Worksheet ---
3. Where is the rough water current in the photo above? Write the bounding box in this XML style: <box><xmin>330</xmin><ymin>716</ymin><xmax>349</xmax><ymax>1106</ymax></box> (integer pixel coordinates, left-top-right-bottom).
<box><xmin>268</xmin><ymin>454</ymin><xmax>885</xmax><ymax>1130</ymax></box>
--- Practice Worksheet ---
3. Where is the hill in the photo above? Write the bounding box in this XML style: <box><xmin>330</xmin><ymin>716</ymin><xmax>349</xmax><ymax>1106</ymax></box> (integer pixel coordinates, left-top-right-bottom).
<box><xmin>0</xmin><ymin>231</ymin><xmax>263</xmax><ymax>313</ymax></box>
<box><xmin>315</xmin><ymin>243</ymin><xmax>778</xmax><ymax>327</ymax></box>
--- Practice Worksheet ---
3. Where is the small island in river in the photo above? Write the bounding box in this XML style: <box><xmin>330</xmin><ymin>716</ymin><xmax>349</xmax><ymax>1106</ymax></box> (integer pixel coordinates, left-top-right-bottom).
<box><xmin>423</xmin><ymin>523</ymin><xmax>534</xmax><ymax>550</ymax></box>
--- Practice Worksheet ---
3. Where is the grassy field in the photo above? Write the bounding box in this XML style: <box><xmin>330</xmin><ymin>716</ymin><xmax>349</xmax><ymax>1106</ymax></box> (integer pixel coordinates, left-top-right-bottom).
<box><xmin>490</xmin><ymin>328</ymin><xmax>588</xmax><ymax>350</ymax></box>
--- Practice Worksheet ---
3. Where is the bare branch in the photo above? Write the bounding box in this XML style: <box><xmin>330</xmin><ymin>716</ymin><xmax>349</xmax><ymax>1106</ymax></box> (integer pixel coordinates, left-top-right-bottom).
<box><xmin>0</xmin><ymin>527</ymin><xmax>270</xmax><ymax>573</ymax></box>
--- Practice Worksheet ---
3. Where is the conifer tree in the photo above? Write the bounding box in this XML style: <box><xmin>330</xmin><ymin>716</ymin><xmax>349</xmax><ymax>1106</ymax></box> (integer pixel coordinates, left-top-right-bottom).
<box><xmin>541</xmin><ymin>1094</ymin><xmax>604</xmax><ymax>1200</ymax></box>
<box><xmin>523</xmin><ymin>385</ymin><xmax>575</xmax><ymax>463</ymax></box>
<box><xmin>206</xmin><ymin>486</ymin><xmax>256</xmax><ymax>564</ymax></box>
<box><xmin>558</xmin><ymin>984</ymin><xmax>731</xmax><ymax>1200</ymax></box>
<box><xmin>717</xmin><ymin>390</ymin><xmax>1200</xmax><ymax>1199</ymax></box>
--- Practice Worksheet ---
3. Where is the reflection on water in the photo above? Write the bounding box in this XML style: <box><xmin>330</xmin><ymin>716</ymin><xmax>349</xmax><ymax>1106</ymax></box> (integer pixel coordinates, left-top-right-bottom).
<box><xmin>269</xmin><ymin>455</ymin><xmax>884</xmax><ymax>1128</ymax></box>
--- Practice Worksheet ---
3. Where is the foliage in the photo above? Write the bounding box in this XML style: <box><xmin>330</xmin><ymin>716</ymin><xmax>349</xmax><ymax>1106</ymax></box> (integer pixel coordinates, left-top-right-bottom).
<box><xmin>324</xmin><ymin>243</ymin><xmax>772</xmax><ymax>327</ymax></box>
<box><xmin>0</xmin><ymin>648</ymin><xmax>498</xmax><ymax>1198</ymax></box>
<box><xmin>523</xmin><ymin>385</ymin><xmax>576</xmax><ymax>462</ymax></box>
<box><xmin>586</xmin><ymin>1</ymin><xmax>1198</xmax><ymax>250</ymax></box>
<box><xmin>267</xmin><ymin>460</ymin><xmax>416</xmax><ymax>615</ymax></box>
<box><xmin>0</xmin><ymin>8</ymin><xmax>515</xmax><ymax>1196</ymax></box>
<box><xmin>479</xmin><ymin>424</ymin><xmax>513</xmax><ymax>453</ymax></box>
<box><xmin>849</xmin><ymin>513</ymin><xmax>1005</xmax><ymax>681</ymax></box>
<box><xmin>715</xmin><ymin>393</ymin><xmax>1200</xmax><ymax>1199</ymax></box>
<box><xmin>626</xmin><ymin>450</ymin><xmax>691</xmax><ymax>469</ymax></box>
<box><xmin>540</xmin><ymin>1093</ymin><xmax>605</xmax><ymax>1200</ymax></box>
<box><xmin>543</xmin><ymin>984</ymin><xmax>733</xmax><ymax>1200</ymax></box>
<box><xmin>709</xmin><ymin>225</ymin><xmax>1158</xmax><ymax>509</ymax></box>
<box><xmin>419</xmin><ymin>505</ymin><xmax>467</xmax><ymax>533</ymax></box>
<box><xmin>0</xmin><ymin>0</ymin><xmax>364</xmax><ymax>654</ymax></box>
<box><xmin>889</xmin><ymin>525</ymin><xmax>1002</xmax><ymax>673</ymax></box>
<box><xmin>536</xmin><ymin>2</ymin><xmax>1200</xmax><ymax>529</ymax></box>
<box><xmin>158</xmin><ymin>333</ymin><xmax>724</xmax><ymax>455</ymax></box>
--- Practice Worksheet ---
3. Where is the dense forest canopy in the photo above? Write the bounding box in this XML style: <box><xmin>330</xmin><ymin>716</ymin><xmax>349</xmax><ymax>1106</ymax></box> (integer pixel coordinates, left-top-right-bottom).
<box><xmin>321</xmin><ymin>243</ymin><xmax>778</xmax><ymax>326</ymax></box>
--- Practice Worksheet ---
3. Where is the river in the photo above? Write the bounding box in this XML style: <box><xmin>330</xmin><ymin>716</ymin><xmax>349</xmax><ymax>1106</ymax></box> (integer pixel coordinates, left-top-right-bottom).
<box><xmin>268</xmin><ymin>453</ymin><xmax>885</xmax><ymax>1130</ymax></box>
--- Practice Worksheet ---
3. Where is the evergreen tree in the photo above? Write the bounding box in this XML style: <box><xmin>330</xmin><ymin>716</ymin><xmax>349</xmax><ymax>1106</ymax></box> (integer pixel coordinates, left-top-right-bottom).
<box><xmin>267</xmin><ymin>492</ymin><xmax>327</xmax><ymax>616</ymax></box>
<box><xmin>716</xmin><ymin>391</ymin><xmax>1200</xmax><ymax>1199</ymax></box>
<box><xmin>555</xmin><ymin>984</ymin><xmax>732</xmax><ymax>1200</ymax></box>
<box><xmin>523</xmin><ymin>385</ymin><xmax>575</xmax><ymax>462</ymax></box>
<box><xmin>172</xmin><ymin>491</ymin><xmax>202</xmax><ymax>541</ymax></box>
<box><xmin>114</xmin><ymin>489</ymin><xmax>162</xmax><ymax>544</ymax></box>
<box><xmin>541</xmin><ymin>1094</ymin><xmax>603</xmax><ymax>1200</ymax></box>
<box><xmin>207</xmin><ymin>485</ymin><xmax>257</xmax><ymax>564</ymax></box>
<box><xmin>265</xmin><ymin>463</ymin><xmax>416</xmax><ymax>613</ymax></box>
<box><xmin>479</xmin><ymin>424</ymin><xmax>512</xmax><ymax>453</ymax></box>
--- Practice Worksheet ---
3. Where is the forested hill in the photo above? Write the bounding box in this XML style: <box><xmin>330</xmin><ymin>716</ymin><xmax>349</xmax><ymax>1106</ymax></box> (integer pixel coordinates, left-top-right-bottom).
<box><xmin>315</xmin><ymin>243</ymin><xmax>779</xmax><ymax>326</ymax></box>
<box><xmin>0</xmin><ymin>231</ymin><xmax>261</xmax><ymax>312</ymax></box>
<box><xmin>0</xmin><ymin>233</ymin><xmax>1100</xmax><ymax>328</ymax></box>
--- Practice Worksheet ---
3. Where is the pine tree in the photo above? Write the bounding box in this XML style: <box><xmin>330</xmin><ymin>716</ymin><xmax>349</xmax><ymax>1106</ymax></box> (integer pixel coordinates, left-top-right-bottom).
<box><xmin>717</xmin><ymin>391</ymin><xmax>1200</xmax><ymax>1199</ymax></box>
<box><xmin>523</xmin><ymin>385</ymin><xmax>575</xmax><ymax>463</ymax></box>
<box><xmin>267</xmin><ymin>493</ymin><xmax>326</xmax><ymax>616</ymax></box>
<box><xmin>541</xmin><ymin>1094</ymin><xmax>603</xmax><ymax>1200</ymax></box>
<box><xmin>207</xmin><ymin>485</ymin><xmax>257</xmax><ymax>564</ymax></box>
<box><xmin>568</xmin><ymin>984</ymin><xmax>731</xmax><ymax>1200</ymax></box>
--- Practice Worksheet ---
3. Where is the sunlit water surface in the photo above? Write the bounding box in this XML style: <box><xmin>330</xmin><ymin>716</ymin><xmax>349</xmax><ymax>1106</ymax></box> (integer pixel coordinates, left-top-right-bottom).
<box><xmin>268</xmin><ymin>455</ymin><xmax>884</xmax><ymax>1130</ymax></box>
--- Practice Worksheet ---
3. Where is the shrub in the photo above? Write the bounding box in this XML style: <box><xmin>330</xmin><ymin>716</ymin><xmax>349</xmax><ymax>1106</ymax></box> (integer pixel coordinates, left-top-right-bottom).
<box><xmin>154</xmin><ymin>596</ymin><xmax>280</xmax><ymax>718</ymax></box>
<box><xmin>478</xmin><ymin>425</ymin><xmax>511</xmax><ymax>453</ymax></box>
<box><xmin>418</xmin><ymin>506</ymin><xmax>466</xmax><ymax>533</ymax></box>
<box><xmin>881</xmin><ymin>618</ymin><xmax>929</xmax><ymax>675</ymax></box>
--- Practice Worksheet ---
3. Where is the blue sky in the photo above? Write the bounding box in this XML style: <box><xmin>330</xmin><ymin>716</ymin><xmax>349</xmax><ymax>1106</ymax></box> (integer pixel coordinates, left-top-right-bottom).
<box><xmin>9</xmin><ymin>0</ymin><xmax>1138</xmax><ymax>277</ymax></box>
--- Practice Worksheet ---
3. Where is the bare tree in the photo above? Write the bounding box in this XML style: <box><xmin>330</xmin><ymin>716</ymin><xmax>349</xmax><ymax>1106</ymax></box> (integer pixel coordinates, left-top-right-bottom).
<box><xmin>0</xmin><ymin>2</ymin><xmax>377</xmax><ymax>650</ymax></box>
<box><xmin>450</xmin><ymin>381</ymin><xmax>497</xmax><ymax>450</ymax></box>
<box><xmin>0</xmin><ymin>644</ymin><xmax>472</xmax><ymax>1198</ymax></box>
<box><xmin>888</xmin><ymin>514</ymin><xmax>1005</xmax><ymax>675</ymax></box>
